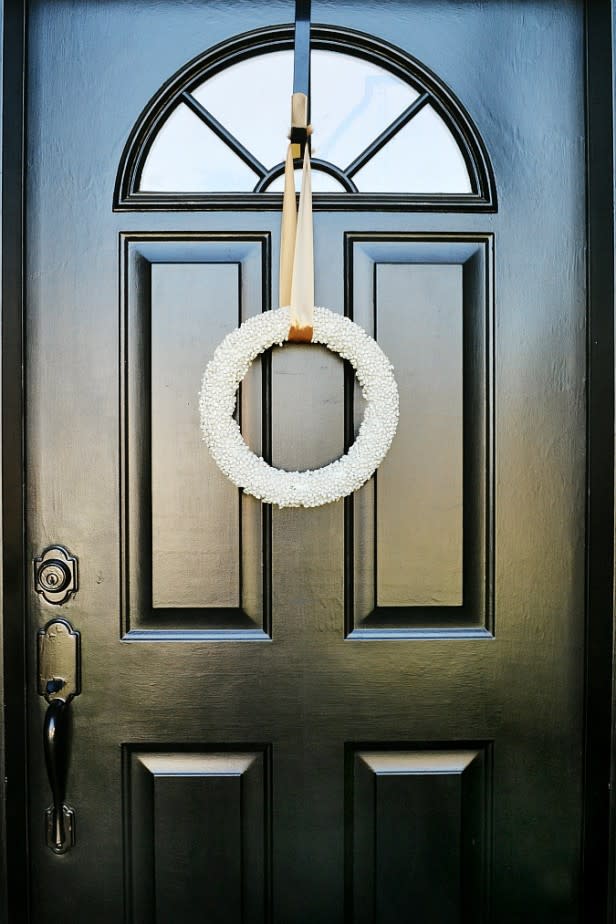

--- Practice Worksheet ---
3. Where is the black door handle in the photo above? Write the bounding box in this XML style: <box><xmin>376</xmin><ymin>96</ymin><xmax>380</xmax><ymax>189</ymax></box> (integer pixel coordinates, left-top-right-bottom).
<box><xmin>37</xmin><ymin>619</ymin><xmax>81</xmax><ymax>853</ymax></box>
<box><xmin>43</xmin><ymin>699</ymin><xmax>74</xmax><ymax>853</ymax></box>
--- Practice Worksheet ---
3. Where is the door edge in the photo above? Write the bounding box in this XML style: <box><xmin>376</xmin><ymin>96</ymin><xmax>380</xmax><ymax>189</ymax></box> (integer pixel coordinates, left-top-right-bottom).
<box><xmin>584</xmin><ymin>2</ymin><xmax>616</xmax><ymax>922</ymax></box>
<box><xmin>0</xmin><ymin>0</ymin><xmax>27</xmax><ymax>921</ymax></box>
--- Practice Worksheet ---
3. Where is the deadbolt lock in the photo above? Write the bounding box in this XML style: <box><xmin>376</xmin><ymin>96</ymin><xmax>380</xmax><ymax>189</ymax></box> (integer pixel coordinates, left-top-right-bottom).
<box><xmin>34</xmin><ymin>547</ymin><xmax>78</xmax><ymax>605</ymax></box>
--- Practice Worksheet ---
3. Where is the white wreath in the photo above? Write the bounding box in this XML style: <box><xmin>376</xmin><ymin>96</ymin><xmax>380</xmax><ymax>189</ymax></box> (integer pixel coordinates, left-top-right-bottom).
<box><xmin>200</xmin><ymin>306</ymin><xmax>399</xmax><ymax>508</ymax></box>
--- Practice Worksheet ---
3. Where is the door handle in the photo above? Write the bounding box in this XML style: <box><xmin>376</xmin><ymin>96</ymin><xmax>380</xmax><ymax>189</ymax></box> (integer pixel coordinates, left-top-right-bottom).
<box><xmin>43</xmin><ymin>699</ymin><xmax>73</xmax><ymax>853</ymax></box>
<box><xmin>37</xmin><ymin>618</ymin><xmax>81</xmax><ymax>853</ymax></box>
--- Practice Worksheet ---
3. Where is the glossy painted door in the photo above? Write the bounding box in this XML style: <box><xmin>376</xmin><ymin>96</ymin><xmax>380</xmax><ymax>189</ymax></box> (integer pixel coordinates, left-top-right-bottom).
<box><xmin>25</xmin><ymin>1</ymin><xmax>587</xmax><ymax>921</ymax></box>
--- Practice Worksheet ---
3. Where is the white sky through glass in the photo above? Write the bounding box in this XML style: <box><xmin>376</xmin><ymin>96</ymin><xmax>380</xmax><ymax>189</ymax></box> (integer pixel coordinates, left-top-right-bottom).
<box><xmin>139</xmin><ymin>49</ymin><xmax>472</xmax><ymax>193</ymax></box>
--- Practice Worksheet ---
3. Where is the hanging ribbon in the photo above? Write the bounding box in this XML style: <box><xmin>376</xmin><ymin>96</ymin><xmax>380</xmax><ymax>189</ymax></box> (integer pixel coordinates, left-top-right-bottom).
<box><xmin>279</xmin><ymin>92</ymin><xmax>314</xmax><ymax>342</ymax></box>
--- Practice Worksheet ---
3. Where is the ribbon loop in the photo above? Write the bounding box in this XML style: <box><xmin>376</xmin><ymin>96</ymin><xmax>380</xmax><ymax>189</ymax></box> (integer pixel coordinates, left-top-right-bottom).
<box><xmin>289</xmin><ymin>146</ymin><xmax>313</xmax><ymax>341</ymax></box>
<box><xmin>280</xmin><ymin>93</ymin><xmax>314</xmax><ymax>342</ymax></box>
<box><xmin>279</xmin><ymin>144</ymin><xmax>297</xmax><ymax>311</ymax></box>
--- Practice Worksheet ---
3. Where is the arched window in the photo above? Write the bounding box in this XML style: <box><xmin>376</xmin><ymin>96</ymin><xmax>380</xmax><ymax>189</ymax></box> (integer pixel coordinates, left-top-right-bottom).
<box><xmin>114</xmin><ymin>25</ymin><xmax>496</xmax><ymax>211</ymax></box>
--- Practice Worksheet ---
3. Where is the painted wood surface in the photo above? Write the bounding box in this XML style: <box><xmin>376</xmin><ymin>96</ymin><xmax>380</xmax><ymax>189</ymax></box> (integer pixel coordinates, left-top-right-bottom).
<box><xmin>12</xmin><ymin>0</ymin><xmax>610</xmax><ymax>921</ymax></box>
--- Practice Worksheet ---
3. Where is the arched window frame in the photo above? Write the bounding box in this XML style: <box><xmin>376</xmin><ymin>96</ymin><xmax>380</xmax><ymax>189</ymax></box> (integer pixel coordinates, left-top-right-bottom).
<box><xmin>114</xmin><ymin>24</ymin><xmax>497</xmax><ymax>212</ymax></box>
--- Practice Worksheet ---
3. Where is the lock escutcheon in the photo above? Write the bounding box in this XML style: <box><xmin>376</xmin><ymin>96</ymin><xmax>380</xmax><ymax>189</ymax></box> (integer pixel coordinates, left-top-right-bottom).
<box><xmin>34</xmin><ymin>547</ymin><xmax>78</xmax><ymax>605</ymax></box>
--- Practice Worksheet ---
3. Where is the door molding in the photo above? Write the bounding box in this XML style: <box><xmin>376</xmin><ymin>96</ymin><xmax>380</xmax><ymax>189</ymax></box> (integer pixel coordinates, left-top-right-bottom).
<box><xmin>113</xmin><ymin>22</ymin><xmax>497</xmax><ymax>212</ymax></box>
<box><xmin>0</xmin><ymin>0</ymin><xmax>27</xmax><ymax>920</ymax></box>
<box><xmin>0</xmin><ymin>2</ymin><xmax>614</xmax><ymax>921</ymax></box>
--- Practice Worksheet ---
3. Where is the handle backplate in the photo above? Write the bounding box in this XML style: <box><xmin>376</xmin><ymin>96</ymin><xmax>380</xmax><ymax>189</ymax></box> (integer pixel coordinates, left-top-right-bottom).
<box><xmin>37</xmin><ymin>618</ymin><xmax>80</xmax><ymax>704</ymax></box>
<box><xmin>37</xmin><ymin>618</ymin><xmax>81</xmax><ymax>854</ymax></box>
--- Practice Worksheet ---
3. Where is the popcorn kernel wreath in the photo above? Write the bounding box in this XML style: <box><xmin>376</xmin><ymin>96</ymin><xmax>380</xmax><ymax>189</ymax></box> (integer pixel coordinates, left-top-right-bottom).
<box><xmin>199</xmin><ymin>306</ymin><xmax>399</xmax><ymax>508</ymax></box>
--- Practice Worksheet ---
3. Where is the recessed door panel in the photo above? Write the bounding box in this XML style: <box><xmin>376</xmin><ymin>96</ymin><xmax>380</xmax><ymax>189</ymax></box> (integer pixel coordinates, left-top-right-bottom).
<box><xmin>376</xmin><ymin>263</ymin><xmax>464</xmax><ymax>609</ymax></box>
<box><xmin>126</xmin><ymin>748</ymin><xmax>270</xmax><ymax>923</ymax></box>
<box><xmin>348</xmin><ymin>746</ymin><xmax>490</xmax><ymax>923</ymax></box>
<box><xmin>121</xmin><ymin>234</ymin><xmax>272</xmax><ymax>639</ymax></box>
<box><xmin>346</xmin><ymin>236</ymin><xmax>493</xmax><ymax>637</ymax></box>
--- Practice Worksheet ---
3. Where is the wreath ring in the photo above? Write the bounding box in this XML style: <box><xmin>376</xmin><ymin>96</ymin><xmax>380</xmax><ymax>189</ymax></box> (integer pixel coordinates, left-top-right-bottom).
<box><xmin>199</xmin><ymin>306</ymin><xmax>399</xmax><ymax>508</ymax></box>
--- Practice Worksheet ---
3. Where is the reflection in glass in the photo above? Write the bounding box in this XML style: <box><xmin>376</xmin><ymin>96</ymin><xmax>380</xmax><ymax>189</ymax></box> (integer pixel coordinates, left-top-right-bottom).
<box><xmin>139</xmin><ymin>103</ymin><xmax>258</xmax><ymax>191</ymax></box>
<box><xmin>353</xmin><ymin>105</ymin><xmax>472</xmax><ymax>193</ymax></box>
<box><xmin>192</xmin><ymin>51</ymin><xmax>293</xmax><ymax>169</ymax></box>
<box><xmin>191</xmin><ymin>50</ymin><xmax>418</xmax><ymax>174</ymax></box>
<box><xmin>311</xmin><ymin>51</ymin><xmax>418</xmax><ymax>166</ymax></box>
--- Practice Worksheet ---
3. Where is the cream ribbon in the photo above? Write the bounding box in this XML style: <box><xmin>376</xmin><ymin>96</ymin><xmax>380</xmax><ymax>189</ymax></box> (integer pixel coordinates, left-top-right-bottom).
<box><xmin>279</xmin><ymin>94</ymin><xmax>314</xmax><ymax>341</ymax></box>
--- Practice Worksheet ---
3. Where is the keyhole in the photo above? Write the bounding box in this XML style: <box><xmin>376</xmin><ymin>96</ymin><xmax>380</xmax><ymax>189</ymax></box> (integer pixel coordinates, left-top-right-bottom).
<box><xmin>39</xmin><ymin>561</ymin><xmax>70</xmax><ymax>593</ymax></box>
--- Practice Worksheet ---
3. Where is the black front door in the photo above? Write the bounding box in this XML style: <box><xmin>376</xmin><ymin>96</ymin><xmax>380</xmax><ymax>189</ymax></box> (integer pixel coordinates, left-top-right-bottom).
<box><xmin>24</xmin><ymin>1</ymin><xmax>591</xmax><ymax>921</ymax></box>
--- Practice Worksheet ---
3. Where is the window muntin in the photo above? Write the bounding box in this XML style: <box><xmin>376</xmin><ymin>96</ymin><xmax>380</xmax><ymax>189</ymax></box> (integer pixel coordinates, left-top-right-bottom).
<box><xmin>140</xmin><ymin>102</ymin><xmax>258</xmax><ymax>191</ymax></box>
<box><xmin>265</xmin><ymin>168</ymin><xmax>347</xmax><ymax>193</ymax></box>
<box><xmin>352</xmin><ymin>105</ymin><xmax>472</xmax><ymax>193</ymax></box>
<box><xmin>138</xmin><ymin>48</ymin><xmax>472</xmax><ymax>195</ymax></box>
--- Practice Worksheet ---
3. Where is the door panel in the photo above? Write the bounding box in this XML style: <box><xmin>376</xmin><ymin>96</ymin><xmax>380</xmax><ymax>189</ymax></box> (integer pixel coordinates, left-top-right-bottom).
<box><xmin>127</xmin><ymin>748</ymin><xmax>270</xmax><ymax>923</ymax></box>
<box><xmin>349</xmin><ymin>746</ymin><xmax>489</xmax><ymax>923</ymax></box>
<box><xmin>25</xmin><ymin>1</ymin><xmax>586</xmax><ymax>921</ymax></box>
<box><xmin>347</xmin><ymin>236</ymin><xmax>492</xmax><ymax>634</ymax></box>
<box><xmin>122</xmin><ymin>234</ymin><xmax>271</xmax><ymax>636</ymax></box>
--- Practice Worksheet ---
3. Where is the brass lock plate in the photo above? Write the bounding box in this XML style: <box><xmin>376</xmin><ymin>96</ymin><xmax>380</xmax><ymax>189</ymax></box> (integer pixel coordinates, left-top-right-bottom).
<box><xmin>34</xmin><ymin>546</ymin><xmax>78</xmax><ymax>605</ymax></box>
<box><xmin>37</xmin><ymin>618</ymin><xmax>81</xmax><ymax>704</ymax></box>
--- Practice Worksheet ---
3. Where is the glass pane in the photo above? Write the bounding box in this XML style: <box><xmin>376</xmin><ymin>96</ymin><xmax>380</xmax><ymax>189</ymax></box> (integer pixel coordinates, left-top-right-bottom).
<box><xmin>311</xmin><ymin>51</ymin><xmax>419</xmax><ymax>166</ymax></box>
<box><xmin>352</xmin><ymin>105</ymin><xmax>472</xmax><ymax>193</ymax></box>
<box><xmin>265</xmin><ymin>167</ymin><xmax>347</xmax><ymax>192</ymax></box>
<box><xmin>192</xmin><ymin>50</ymin><xmax>418</xmax><ymax>174</ymax></box>
<box><xmin>192</xmin><ymin>51</ymin><xmax>293</xmax><ymax>169</ymax></box>
<box><xmin>140</xmin><ymin>53</ymin><xmax>473</xmax><ymax>195</ymax></box>
<box><xmin>139</xmin><ymin>102</ymin><xmax>258</xmax><ymax>191</ymax></box>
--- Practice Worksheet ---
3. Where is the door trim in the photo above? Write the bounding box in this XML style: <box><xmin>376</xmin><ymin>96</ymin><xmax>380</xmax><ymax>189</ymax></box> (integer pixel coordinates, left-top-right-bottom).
<box><xmin>0</xmin><ymin>2</ymin><xmax>614</xmax><ymax>921</ymax></box>
<box><xmin>0</xmin><ymin>1</ymin><xmax>27</xmax><ymax>921</ymax></box>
